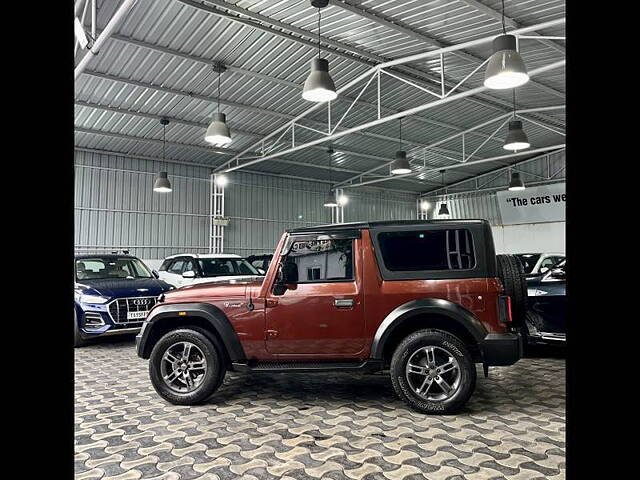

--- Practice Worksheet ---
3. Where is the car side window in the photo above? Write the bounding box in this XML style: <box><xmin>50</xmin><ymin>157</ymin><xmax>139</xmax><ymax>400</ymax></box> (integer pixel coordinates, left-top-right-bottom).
<box><xmin>159</xmin><ymin>259</ymin><xmax>172</xmax><ymax>271</ymax></box>
<box><xmin>377</xmin><ymin>229</ymin><xmax>475</xmax><ymax>271</ymax></box>
<box><xmin>182</xmin><ymin>259</ymin><xmax>195</xmax><ymax>274</ymax></box>
<box><xmin>168</xmin><ymin>259</ymin><xmax>185</xmax><ymax>274</ymax></box>
<box><xmin>285</xmin><ymin>238</ymin><xmax>354</xmax><ymax>282</ymax></box>
<box><xmin>539</xmin><ymin>256</ymin><xmax>561</xmax><ymax>272</ymax></box>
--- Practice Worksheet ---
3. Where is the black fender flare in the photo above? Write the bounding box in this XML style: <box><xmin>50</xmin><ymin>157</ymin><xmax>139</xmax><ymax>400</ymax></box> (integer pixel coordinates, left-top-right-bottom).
<box><xmin>137</xmin><ymin>302</ymin><xmax>246</xmax><ymax>362</ymax></box>
<box><xmin>369</xmin><ymin>298</ymin><xmax>488</xmax><ymax>359</ymax></box>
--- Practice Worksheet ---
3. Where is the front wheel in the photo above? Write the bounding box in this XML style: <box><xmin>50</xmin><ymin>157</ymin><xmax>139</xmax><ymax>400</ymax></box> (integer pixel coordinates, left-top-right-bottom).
<box><xmin>74</xmin><ymin>310</ymin><xmax>88</xmax><ymax>348</ymax></box>
<box><xmin>149</xmin><ymin>328</ymin><xmax>226</xmax><ymax>405</ymax></box>
<box><xmin>390</xmin><ymin>329</ymin><xmax>476</xmax><ymax>414</ymax></box>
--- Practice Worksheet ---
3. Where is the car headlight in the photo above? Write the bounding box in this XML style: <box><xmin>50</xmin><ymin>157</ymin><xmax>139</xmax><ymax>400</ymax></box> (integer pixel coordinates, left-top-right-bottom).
<box><xmin>80</xmin><ymin>294</ymin><xmax>109</xmax><ymax>304</ymax></box>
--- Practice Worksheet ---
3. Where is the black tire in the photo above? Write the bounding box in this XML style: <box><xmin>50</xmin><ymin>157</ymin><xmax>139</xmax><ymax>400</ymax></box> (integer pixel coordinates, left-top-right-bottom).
<box><xmin>390</xmin><ymin>329</ymin><xmax>476</xmax><ymax>414</ymax></box>
<box><xmin>496</xmin><ymin>254</ymin><xmax>528</xmax><ymax>325</ymax></box>
<box><xmin>149</xmin><ymin>328</ymin><xmax>226</xmax><ymax>405</ymax></box>
<box><xmin>74</xmin><ymin>310</ymin><xmax>89</xmax><ymax>348</ymax></box>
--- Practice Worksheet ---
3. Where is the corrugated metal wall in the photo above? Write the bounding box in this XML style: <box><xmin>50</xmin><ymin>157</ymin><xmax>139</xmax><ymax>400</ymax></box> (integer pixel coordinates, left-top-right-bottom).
<box><xmin>423</xmin><ymin>149</ymin><xmax>566</xmax><ymax>225</ymax></box>
<box><xmin>75</xmin><ymin>149</ymin><xmax>417</xmax><ymax>260</ymax></box>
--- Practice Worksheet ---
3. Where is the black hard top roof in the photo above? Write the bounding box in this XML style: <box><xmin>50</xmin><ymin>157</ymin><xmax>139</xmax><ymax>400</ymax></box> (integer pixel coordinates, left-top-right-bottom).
<box><xmin>75</xmin><ymin>254</ymin><xmax>137</xmax><ymax>260</ymax></box>
<box><xmin>286</xmin><ymin>219</ymin><xmax>489</xmax><ymax>234</ymax></box>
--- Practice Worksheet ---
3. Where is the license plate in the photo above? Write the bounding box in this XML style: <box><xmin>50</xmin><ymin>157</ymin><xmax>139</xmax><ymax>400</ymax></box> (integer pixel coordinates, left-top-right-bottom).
<box><xmin>127</xmin><ymin>311</ymin><xmax>148</xmax><ymax>320</ymax></box>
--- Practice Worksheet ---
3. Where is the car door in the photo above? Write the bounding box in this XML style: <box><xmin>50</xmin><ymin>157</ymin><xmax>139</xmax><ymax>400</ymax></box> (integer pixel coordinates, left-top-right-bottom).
<box><xmin>163</xmin><ymin>257</ymin><xmax>187</xmax><ymax>287</ymax></box>
<box><xmin>531</xmin><ymin>264</ymin><xmax>566</xmax><ymax>333</ymax></box>
<box><xmin>264</xmin><ymin>233</ymin><xmax>365</xmax><ymax>357</ymax></box>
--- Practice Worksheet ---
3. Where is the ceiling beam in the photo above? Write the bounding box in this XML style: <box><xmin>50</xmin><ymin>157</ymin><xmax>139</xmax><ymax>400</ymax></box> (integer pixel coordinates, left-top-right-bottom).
<box><xmin>73</xmin><ymin>127</ymin><xmax>438</xmax><ymax>187</ymax></box>
<box><xmin>420</xmin><ymin>149</ymin><xmax>565</xmax><ymax>196</ymax></box>
<box><xmin>345</xmin><ymin>145</ymin><xmax>566</xmax><ymax>189</ymax></box>
<box><xmin>175</xmin><ymin>0</ymin><xmax>563</xmax><ymax>127</ymax></box>
<box><xmin>330</xmin><ymin>0</ymin><xmax>564</xmax><ymax>100</ymax></box>
<box><xmin>75</xmin><ymin>147</ymin><xmax>423</xmax><ymax>196</ymax></box>
<box><xmin>458</xmin><ymin>0</ymin><xmax>565</xmax><ymax>55</ymax></box>
<box><xmin>77</xmin><ymin>100</ymin><xmax>487</xmax><ymax>180</ymax></box>
<box><xmin>108</xmin><ymin>32</ymin><xmax>505</xmax><ymax>144</ymax></box>
<box><xmin>81</xmin><ymin>70</ymin><xmax>482</xmax><ymax>161</ymax></box>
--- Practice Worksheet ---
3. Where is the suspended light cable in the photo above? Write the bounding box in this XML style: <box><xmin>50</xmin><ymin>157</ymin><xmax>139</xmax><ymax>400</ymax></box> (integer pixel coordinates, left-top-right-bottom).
<box><xmin>154</xmin><ymin>118</ymin><xmax>172</xmax><ymax>193</ymax></box>
<box><xmin>205</xmin><ymin>63</ymin><xmax>232</xmax><ymax>145</ymax></box>
<box><xmin>390</xmin><ymin>117</ymin><xmax>411</xmax><ymax>175</ymax></box>
<box><xmin>504</xmin><ymin>89</ymin><xmax>530</xmax><ymax>151</ymax></box>
<box><xmin>438</xmin><ymin>170</ymin><xmax>450</xmax><ymax>215</ymax></box>
<box><xmin>324</xmin><ymin>146</ymin><xmax>338</xmax><ymax>207</ymax></box>
<box><xmin>303</xmin><ymin>0</ymin><xmax>337</xmax><ymax>102</ymax></box>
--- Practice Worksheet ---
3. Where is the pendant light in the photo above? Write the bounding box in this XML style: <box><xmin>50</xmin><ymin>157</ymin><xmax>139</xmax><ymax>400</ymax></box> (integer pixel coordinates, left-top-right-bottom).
<box><xmin>484</xmin><ymin>0</ymin><xmax>529</xmax><ymax>90</ymax></box>
<box><xmin>323</xmin><ymin>147</ymin><xmax>338</xmax><ymax>207</ymax></box>
<box><xmin>438</xmin><ymin>170</ymin><xmax>450</xmax><ymax>215</ymax></box>
<box><xmin>503</xmin><ymin>90</ymin><xmax>530</xmax><ymax>151</ymax></box>
<box><xmin>390</xmin><ymin>118</ymin><xmax>411</xmax><ymax>175</ymax></box>
<box><xmin>508</xmin><ymin>171</ymin><xmax>526</xmax><ymax>191</ymax></box>
<box><xmin>302</xmin><ymin>0</ymin><xmax>337</xmax><ymax>103</ymax></box>
<box><xmin>153</xmin><ymin>118</ymin><xmax>172</xmax><ymax>193</ymax></box>
<box><xmin>205</xmin><ymin>63</ymin><xmax>232</xmax><ymax>145</ymax></box>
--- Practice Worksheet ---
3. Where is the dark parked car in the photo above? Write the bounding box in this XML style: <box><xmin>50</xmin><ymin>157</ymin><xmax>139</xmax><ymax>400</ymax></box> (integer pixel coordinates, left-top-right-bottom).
<box><xmin>74</xmin><ymin>254</ymin><xmax>173</xmax><ymax>347</ymax></box>
<box><xmin>524</xmin><ymin>259</ymin><xmax>566</xmax><ymax>345</ymax></box>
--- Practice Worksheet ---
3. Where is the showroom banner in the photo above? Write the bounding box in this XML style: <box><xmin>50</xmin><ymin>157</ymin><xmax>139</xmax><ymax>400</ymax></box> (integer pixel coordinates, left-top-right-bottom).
<box><xmin>496</xmin><ymin>182</ymin><xmax>565</xmax><ymax>225</ymax></box>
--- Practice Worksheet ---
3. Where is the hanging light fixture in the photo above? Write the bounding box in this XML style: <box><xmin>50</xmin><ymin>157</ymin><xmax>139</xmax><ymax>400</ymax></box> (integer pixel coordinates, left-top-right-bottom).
<box><xmin>154</xmin><ymin>118</ymin><xmax>172</xmax><ymax>193</ymax></box>
<box><xmin>324</xmin><ymin>147</ymin><xmax>338</xmax><ymax>207</ymax></box>
<box><xmin>484</xmin><ymin>0</ymin><xmax>529</xmax><ymax>90</ymax></box>
<box><xmin>302</xmin><ymin>0</ymin><xmax>337</xmax><ymax>103</ymax></box>
<box><xmin>205</xmin><ymin>63</ymin><xmax>232</xmax><ymax>145</ymax></box>
<box><xmin>508</xmin><ymin>171</ymin><xmax>526</xmax><ymax>191</ymax></box>
<box><xmin>438</xmin><ymin>170</ymin><xmax>450</xmax><ymax>215</ymax></box>
<box><xmin>390</xmin><ymin>118</ymin><xmax>411</xmax><ymax>175</ymax></box>
<box><xmin>503</xmin><ymin>90</ymin><xmax>530</xmax><ymax>151</ymax></box>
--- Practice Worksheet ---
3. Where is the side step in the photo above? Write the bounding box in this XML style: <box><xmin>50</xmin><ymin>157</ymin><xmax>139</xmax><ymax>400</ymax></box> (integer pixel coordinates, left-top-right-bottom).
<box><xmin>231</xmin><ymin>359</ymin><xmax>382</xmax><ymax>373</ymax></box>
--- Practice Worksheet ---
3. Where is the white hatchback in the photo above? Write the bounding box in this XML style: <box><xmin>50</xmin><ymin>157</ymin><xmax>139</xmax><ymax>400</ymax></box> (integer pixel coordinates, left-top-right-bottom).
<box><xmin>156</xmin><ymin>253</ymin><xmax>265</xmax><ymax>288</ymax></box>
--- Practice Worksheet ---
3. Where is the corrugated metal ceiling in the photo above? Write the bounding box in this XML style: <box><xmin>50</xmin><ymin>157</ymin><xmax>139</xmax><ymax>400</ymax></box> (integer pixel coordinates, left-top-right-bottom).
<box><xmin>75</xmin><ymin>0</ymin><xmax>565</xmax><ymax>193</ymax></box>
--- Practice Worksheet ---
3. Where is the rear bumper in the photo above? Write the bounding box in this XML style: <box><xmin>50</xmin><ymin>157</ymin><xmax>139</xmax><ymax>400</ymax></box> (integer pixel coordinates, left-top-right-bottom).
<box><xmin>480</xmin><ymin>332</ymin><xmax>522</xmax><ymax>366</ymax></box>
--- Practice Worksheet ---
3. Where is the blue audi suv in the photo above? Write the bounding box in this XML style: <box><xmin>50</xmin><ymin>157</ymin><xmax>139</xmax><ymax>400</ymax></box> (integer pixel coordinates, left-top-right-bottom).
<box><xmin>74</xmin><ymin>253</ymin><xmax>173</xmax><ymax>347</ymax></box>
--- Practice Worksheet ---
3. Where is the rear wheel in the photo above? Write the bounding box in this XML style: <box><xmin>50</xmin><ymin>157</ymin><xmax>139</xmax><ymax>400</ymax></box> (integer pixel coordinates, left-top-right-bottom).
<box><xmin>149</xmin><ymin>328</ymin><xmax>226</xmax><ymax>405</ymax></box>
<box><xmin>390</xmin><ymin>329</ymin><xmax>476</xmax><ymax>414</ymax></box>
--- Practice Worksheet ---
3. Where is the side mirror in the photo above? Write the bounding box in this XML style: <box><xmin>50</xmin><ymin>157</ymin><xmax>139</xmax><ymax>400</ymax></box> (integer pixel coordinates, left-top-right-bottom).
<box><xmin>151</xmin><ymin>269</ymin><xmax>160</xmax><ymax>279</ymax></box>
<box><xmin>182</xmin><ymin>270</ymin><xmax>196</xmax><ymax>279</ymax></box>
<box><xmin>257</xmin><ymin>268</ymin><xmax>266</xmax><ymax>275</ymax></box>
<box><xmin>539</xmin><ymin>266</ymin><xmax>549</xmax><ymax>274</ymax></box>
<box><xmin>550</xmin><ymin>268</ymin><xmax>566</xmax><ymax>280</ymax></box>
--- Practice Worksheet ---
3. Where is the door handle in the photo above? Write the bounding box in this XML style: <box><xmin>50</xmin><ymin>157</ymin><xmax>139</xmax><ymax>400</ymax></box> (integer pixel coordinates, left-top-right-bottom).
<box><xmin>334</xmin><ymin>299</ymin><xmax>354</xmax><ymax>308</ymax></box>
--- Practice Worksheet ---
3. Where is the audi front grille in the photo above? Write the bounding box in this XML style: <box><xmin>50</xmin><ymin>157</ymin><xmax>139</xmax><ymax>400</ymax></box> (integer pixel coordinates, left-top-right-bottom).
<box><xmin>107</xmin><ymin>296</ymin><xmax>157</xmax><ymax>324</ymax></box>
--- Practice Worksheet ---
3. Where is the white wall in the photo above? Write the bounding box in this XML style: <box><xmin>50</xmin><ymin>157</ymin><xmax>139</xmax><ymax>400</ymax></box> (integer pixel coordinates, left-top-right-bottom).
<box><xmin>491</xmin><ymin>222</ymin><xmax>565</xmax><ymax>254</ymax></box>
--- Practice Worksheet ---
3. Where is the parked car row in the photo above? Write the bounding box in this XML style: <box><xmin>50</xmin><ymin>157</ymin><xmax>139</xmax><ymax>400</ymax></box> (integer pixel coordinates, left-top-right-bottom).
<box><xmin>74</xmin><ymin>251</ymin><xmax>267</xmax><ymax>347</ymax></box>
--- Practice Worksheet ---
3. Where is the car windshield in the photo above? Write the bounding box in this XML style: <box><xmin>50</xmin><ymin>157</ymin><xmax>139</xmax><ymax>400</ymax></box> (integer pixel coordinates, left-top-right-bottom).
<box><xmin>75</xmin><ymin>257</ymin><xmax>153</xmax><ymax>281</ymax></box>
<box><xmin>515</xmin><ymin>254</ymin><xmax>541</xmax><ymax>274</ymax></box>
<box><xmin>197</xmin><ymin>258</ymin><xmax>260</xmax><ymax>277</ymax></box>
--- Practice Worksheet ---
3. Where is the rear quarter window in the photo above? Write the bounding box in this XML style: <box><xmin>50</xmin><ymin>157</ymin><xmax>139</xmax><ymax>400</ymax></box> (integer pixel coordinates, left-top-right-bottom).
<box><xmin>378</xmin><ymin>229</ymin><xmax>476</xmax><ymax>271</ymax></box>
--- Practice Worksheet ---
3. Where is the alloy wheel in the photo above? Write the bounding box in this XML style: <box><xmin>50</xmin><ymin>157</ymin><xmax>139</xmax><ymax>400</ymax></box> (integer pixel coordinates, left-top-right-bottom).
<box><xmin>405</xmin><ymin>346</ymin><xmax>461</xmax><ymax>401</ymax></box>
<box><xmin>159</xmin><ymin>341</ymin><xmax>208</xmax><ymax>393</ymax></box>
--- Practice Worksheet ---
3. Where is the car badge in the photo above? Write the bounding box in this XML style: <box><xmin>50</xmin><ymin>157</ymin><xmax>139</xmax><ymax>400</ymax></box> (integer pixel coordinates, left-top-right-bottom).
<box><xmin>137</xmin><ymin>288</ymin><xmax>149</xmax><ymax>292</ymax></box>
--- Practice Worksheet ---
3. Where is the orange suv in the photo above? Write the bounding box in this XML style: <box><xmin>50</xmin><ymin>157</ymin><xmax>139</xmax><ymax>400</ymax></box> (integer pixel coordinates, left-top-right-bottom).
<box><xmin>136</xmin><ymin>220</ymin><xmax>525</xmax><ymax>414</ymax></box>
